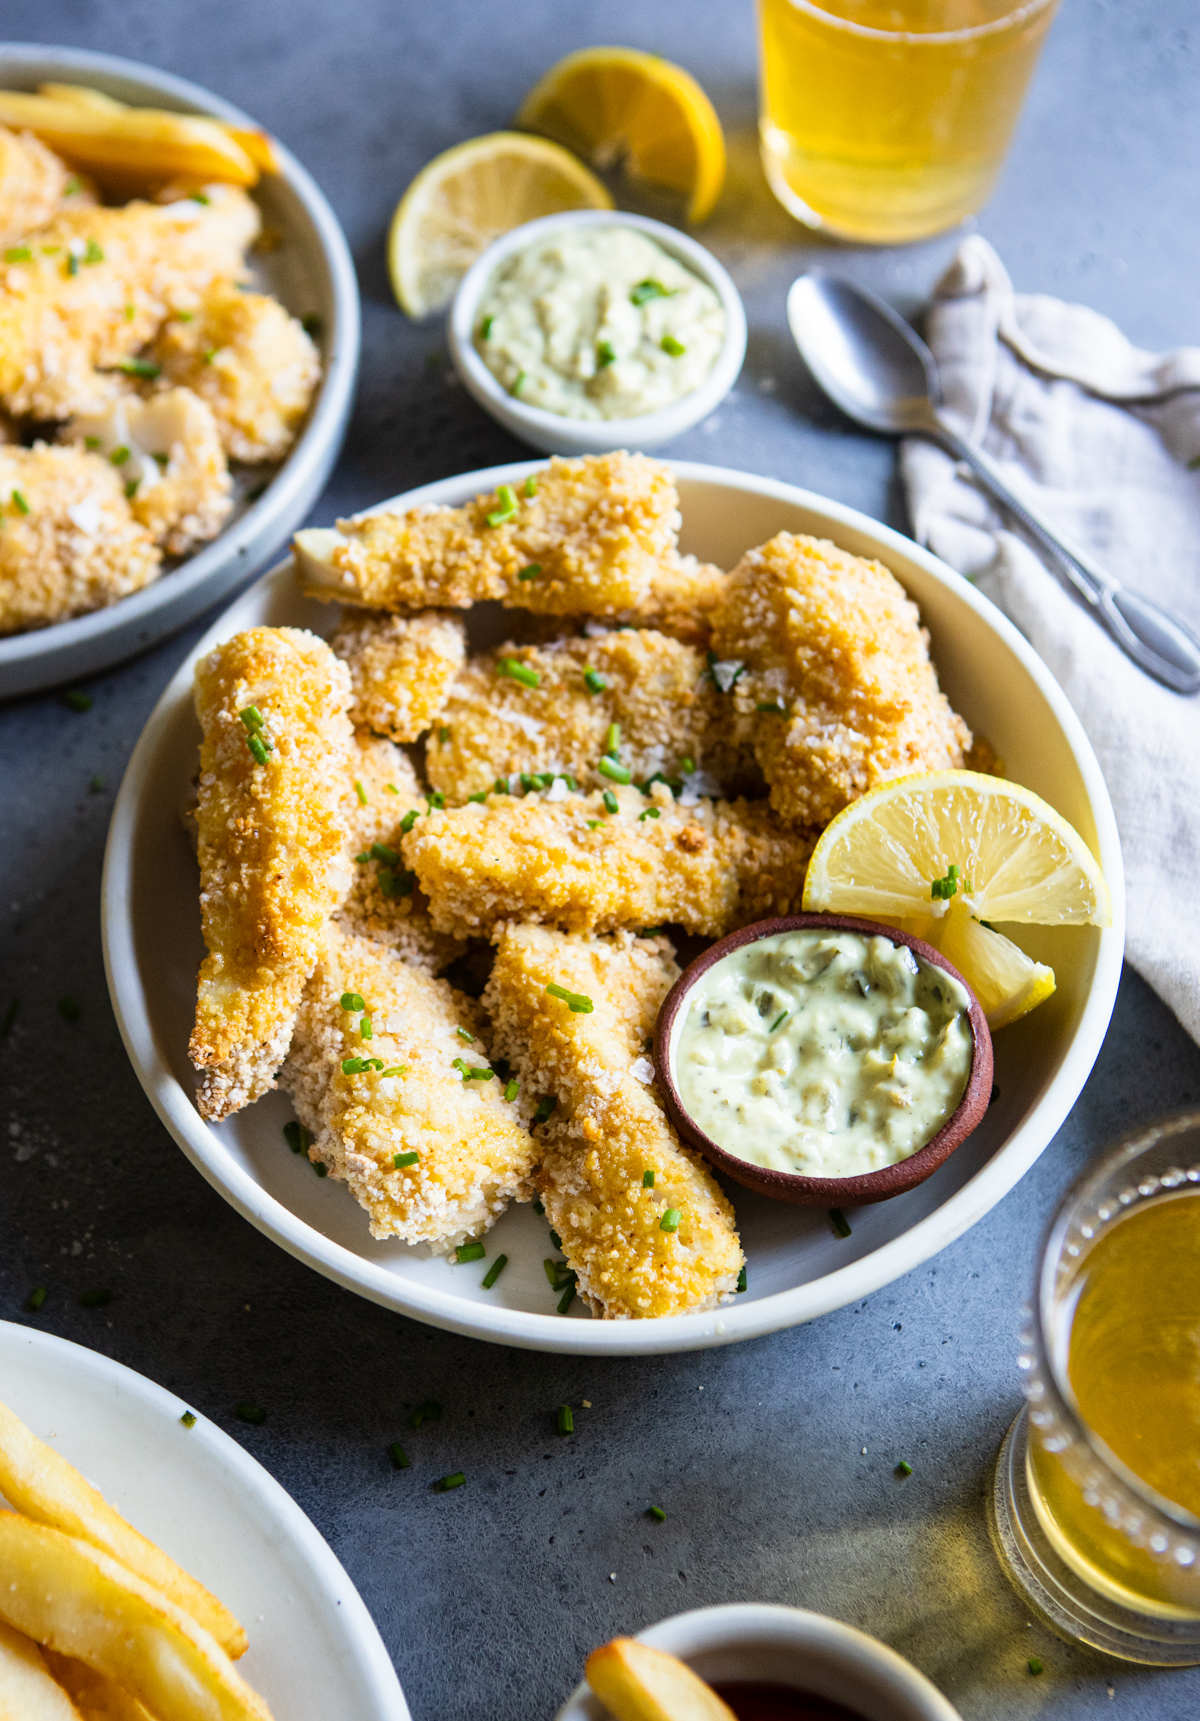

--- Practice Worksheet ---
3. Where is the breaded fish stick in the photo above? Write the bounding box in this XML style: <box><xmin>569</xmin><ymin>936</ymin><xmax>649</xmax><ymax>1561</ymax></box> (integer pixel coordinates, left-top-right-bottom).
<box><xmin>293</xmin><ymin>451</ymin><xmax>683</xmax><ymax>617</ymax></box>
<box><xmin>483</xmin><ymin>924</ymin><xmax>743</xmax><ymax>1319</ymax></box>
<box><xmin>713</xmin><ymin>533</ymin><xmax>971</xmax><ymax>828</ymax></box>
<box><xmin>330</xmin><ymin>608</ymin><xmax>466</xmax><ymax>741</ymax></box>
<box><xmin>402</xmin><ymin>783</ymin><xmax>814</xmax><ymax>939</ymax></box>
<box><xmin>426</xmin><ymin>629</ymin><xmax>758</xmax><ymax>804</ymax></box>
<box><xmin>281</xmin><ymin>928</ymin><xmax>536</xmax><ymax>1249</ymax></box>
<box><xmin>190</xmin><ymin>627</ymin><xmax>352</xmax><ymax>1120</ymax></box>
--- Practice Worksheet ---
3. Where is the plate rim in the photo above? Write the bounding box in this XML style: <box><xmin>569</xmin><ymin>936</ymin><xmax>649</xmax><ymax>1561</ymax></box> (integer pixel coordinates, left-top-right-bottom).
<box><xmin>101</xmin><ymin>456</ymin><xmax>1126</xmax><ymax>1356</ymax></box>
<box><xmin>0</xmin><ymin>1317</ymin><xmax>410</xmax><ymax>1721</ymax></box>
<box><xmin>0</xmin><ymin>41</ymin><xmax>361</xmax><ymax>694</ymax></box>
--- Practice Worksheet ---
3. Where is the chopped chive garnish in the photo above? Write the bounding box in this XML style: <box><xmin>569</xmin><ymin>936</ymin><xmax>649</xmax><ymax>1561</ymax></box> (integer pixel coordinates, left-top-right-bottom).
<box><xmin>661</xmin><ymin>334</ymin><xmax>686</xmax><ymax>356</ymax></box>
<box><xmin>83</xmin><ymin>239</ymin><xmax>104</xmax><ymax>264</ymax></box>
<box><xmin>79</xmin><ymin>1288</ymin><xmax>111</xmax><ymax>1308</ymax></box>
<box><xmin>930</xmin><ymin>862</ymin><xmax>972</xmax><ymax>900</ymax></box>
<box><xmin>643</xmin><ymin>1170</ymin><xmax>655</xmax><ymax>1188</ymax></box>
<box><xmin>756</xmin><ymin>700</ymin><xmax>788</xmax><ymax>716</ymax></box>
<box><xmin>630</xmin><ymin>278</ymin><xmax>671</xmax><ymax>305</ymax></box>
<box><xmin>533</xmin><ymin>1095</ymin><xmax>557</xmax><ymax>1125</ymax></box>
<box><xmin>598</xmin><ymin>757</ymin><xmax>631</xmax><ymax>784</ymax></box>
<box><xmin>596</xmin><ymin>339</ymin><xmax>616</xmax><ymax>368</ymax></box>
<box><xmin>239</xmin><ymin>705</ymin><xmax>265</xmax><ymax>733</ymax></box>
<box><xmin>388</xmin><ymin>1441</ymin><xmax>411</xmax><ymax>1469</ymax></box>
<box><xmin>494</xmin><ymin>777</ymin><xmax>510</xmax><ymax>794</ymax></box>
<box><xmin>679</xmin><ymin>755</ymin><xmax>696</xmax><ymax>774</ymax></box>
<box><xmin>313</xmin><ymin>1160</ymin><xmax>328</xmax><ymax>1176</ymax></box>
<box><xmin>378</xmin><ymin>867</ymin><xmax>416</xmax><ymax>897</ymax></box>
<box><xmin>639</xmin><ymin>807</ymin><xmax>661</xmax><ymax>822</ymax></box>
<box><xmin>410</xmin><ymin>1401</ymin><xmax>442</xmax><ymax>1429</ymax></box>
<box><xmin>602</xmin><ymin>789</ymin><xmax>619</xmax><ymax>815</ymax></box>
<box><xmin>648</xmin><ymin>1505</ymin><xmax>667</xmax><ymax>1521</ymax></box>
<box><xmin>340</xmin><ymin>992</ymin><xmax>366</xmax><ymax>1012</ymax></box>
<box><xmin>545</xmin><ymin>983</ymin><xmax>594</xmax><ymax>1014</ymax></box>
<box><xmin>247</xmin><ymin>733</ymin><xmax>271</xmax><ymax>766</ymax></box>
<box><xmin>300</xmin><ymin>313</ymin><xmax>322</xmax><ymax>338</ymax></box>
<box><xmin>89</xmin><ymin>774</ymin><xmax>105</xmax><ymax>793</ymax></box>
<box><xmin>736</xmin><ymin>1265</ymin><xmax>747</xmax><ymax>1292</ymax></box>
<box><xmin>1027</xmin><ymin>1657</ymin><xmax>1043</xmax><ymax>1676</ymax></box>
<box><xmin>0</xmin><ymin>997</ymin><xmax>18</xmax><ymax>1038</ymax></box>
<box><xmin>504</xmin><ymin>1078</ymin><xmax>520</xmax><ymax>1102</ymax></box>
<box><xmin>497</xmin><ymin>657</ymin><xmax>540</xmax><ymax>689</ymax></box>
<box><xmin>543</xmin><ymin>1257</ymin><xmax>561</xmax><ymax>1288</ymax></box>
<box><xmin>153</xmin><ymin>451</ymin><xmax>169</xmax><ymax>468</ymax></box>
<box><xmin>370</xmin><ymin>842</ymin><xmax>401</xmax><ymax>865</ymax></box>
<box><xmin>486</xmin><ymin>484</ymin><xmax>519</xmax><ymax>526</ymax></box>
<box><xmin>523</xmin><ymin>474</ymin><xmax>537</xmax><ymax>497</ymax></box>
<box><xmin>467</xmin><ymin>791</ymin><xmax>488</xmax><ymax>804</ymax></box>
<box><xmin>380</xmin><ymin>1065</ymin><xmax>409</xmax><ymax>1077</ymax></box>
<box><xmin>481</xmin><ymin>1253</ymin><xmax>508</xmax><ymax>1288</ymax></box>
<box><xmin>180</xmin><ymin>1410</ymin><xmax>197</xmax><ymax>1427</ymax></box>
<box><xmin>354</xmin><ymin>779</ymin><xmax>367</xmax><ymax>805</ymax></box>
<box><xmin>438</xmin><ymin>725</ymin><xmax>451</xmax><ymax>744</ymax></box>
<box><xmin>895</xmin><ymin>1460</ymin><xmax>913</xmax><ymax>1478</ymax></box>
<box><xmin>437</xmin><ymin>1471</ymin><xmax>466</xmax><ymax>1491</ymax></box>
<box><xmin>245</xmin><ymin>480</ymin><xmax>269</xmax><ymax>502</ymax></box>
<box><xmin>532</xmin><ymin>1197</ymin><xmax>545</xmax><ymax>1216</ymax></box>
<box><xmin>456</xmin><ymin>1026</ymin><xmax>475</xmax><ymax>1042</ymax></box>
<box><xmin>557</xmin><ymin>1284</ymin><xmax>576</xmax><ymax>1314</ymax></box>
<box><xmin>386</xmin><ymin>782</ymin><xmax>400</xmax><ymax>794</ymax></box>
<box><xmin>203</xmin><ymin>348</ymin><xmax>216</xmax><ymax>364</ymax></box>
<box><xmin>556</xmin><ymin>1404</ymin><xmax>574</xmax><ymax>1436</ymax></box>
<box><xmin>604</xmin><ymin>722</ymin><xmax>621</xmax><ymax>755</ymax></box>
<box><xmin>124</xmin><ymin>478</ymin><xmax>140</xmax><ymax>499</ymax></box>
<box><xmin>769</xmin><ymin>1010</ymin><xmax>788</xmax><ymax>1033</ymax></box>
<box><xmin>236</xmin><ymin>1404</ymin><xmax>266</xmax><ymax>1425</ymax></box>
<box><xmin>479</xmin><ymin>315</ymin><xmax>494</xmax><ymax>339</ymax></box>
<box><xmin>455</xmin><ymin>1240</ymin><xmax>486</xmax><ymax>1263</ymax></box>
<box><xmin>517</xmin><ymin>562</ymin><xmax>541</xmax><ymax>581</ymax></box>
<box><xmin>84</xmin><ymin>435</ymin><xmax>100</xmax><ymax>449</ymax></box>
<box><xmin>63</xmin><ymin>177</ymin><xmax>81</xmax><ymax>195</ymax></box>
<box><xmin>400</xmin><ymin>809</ymin><xmax>419</xmax><ymax>833</ymax></box>
<box><xmin>706</xmin><ymin>652</ymin><xmax>745</xmax><ymax>692</ymax></box>
<box><xmin>67</xmin><ymin>253</ymin><xmax>79</xmax><ymax>275</ymax></box>
<box><xmin>549</xmin><ymin>1229</ymin><xmax>562</xmax><ymax>1250</ymax></box>
<box><xmin>587</xmin><ymin>819</ymin><xmax>603</xmax><ymax>829</ymax></box>
<box><xmin>4</xmin><ymin>247</ymin><xmax>31</xmax><ymax>262</ymax></box>
<box><xmin>57</xmin><ymin>996</ymin><xmax>81</xmax><ymax>1023</ymax></box>
<box><xmin>660</xmin><ymin>1208</ymin><xmax>681</xmax><ymax>1233</ymax></box>
<box><xmin>174</xmin><ymin>308</ymin><xmax>193</xmax><ymax>321</ymax></box>
<box><xmin>25</xmin><ymin>1286</ymin><xmax>47</xmax><ymax>1312</ymax></box>
<box><xmin>360</xmin><ymin>1017</ymin><xmax>373</xmax><ymax>1039</ymax></box>
<box><xmin>116</xmin><ymin>357</ymin><xmax>160</xmax><ymax>378</ymax></box>
<box><xmin>830</xmin><ymin>1208</ymin><xmax>852</xmax><ymax>1239</ymax></box>
<box><xmin>11</xmin><ymin>489</ymin><xmax>30</xmax><ymax>514</ymax></box>
<box><xmin>61</xmin><ymin>689</ymin><xmax>91</xmax><ymax>711</ymax></box>
<box><xmin>283</xmin><ymin>1121</ymin><xmax>313</xmax><ymax>1154</ymax></box>
<box><xmin>510</xmin><ymin>370</ymin><xmax>525</xmax><ymax>395</ymax></box>
<box><xmin>583</xmin><ymin>668</ymin><xmax>607</xmax><ymax>694</ymax></box>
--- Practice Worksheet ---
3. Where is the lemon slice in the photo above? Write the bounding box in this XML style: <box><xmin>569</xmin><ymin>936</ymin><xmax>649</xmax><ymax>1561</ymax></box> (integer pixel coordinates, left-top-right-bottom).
<box><xmin>517</xmin><ymin>47</ymin><xmax>726</xmax><ymax>224</ymax></box>
<box><xmin>387</xmin><ymin>132</ymin><xmax>612</xmax><ymax>318</ymax></box>
<box><xmin>934</xmin><ymin>903</ymin><xmax>1057</xmax><ymax>1030</ymax></box>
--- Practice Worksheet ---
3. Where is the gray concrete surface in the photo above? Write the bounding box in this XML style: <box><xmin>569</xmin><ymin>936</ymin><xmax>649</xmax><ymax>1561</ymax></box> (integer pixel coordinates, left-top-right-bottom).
<box><xmin>3</xmin><ymin>2</ymin><xmax>1200</xmax><ymax>1716</ymax></box>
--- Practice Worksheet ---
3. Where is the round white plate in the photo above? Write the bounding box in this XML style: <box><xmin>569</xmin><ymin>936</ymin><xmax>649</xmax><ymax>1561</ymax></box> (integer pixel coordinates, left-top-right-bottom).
<box><xmin>0</xmin><ymin>44</ymin><xmax>360</xmax><ymax>699</ymax></box>
<box><xmin>0</xmin><ymin>1320</ymin><xmax>409</xmax><ymax>1721</ymax></box>
<box><xmin>102</xmin><ymin>458</ymin><xmax>1125</xmax><ymax>1356</ymax></box>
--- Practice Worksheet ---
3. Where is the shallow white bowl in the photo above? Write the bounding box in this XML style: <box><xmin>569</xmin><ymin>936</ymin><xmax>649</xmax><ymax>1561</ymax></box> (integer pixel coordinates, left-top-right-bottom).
<box><xmin>553</xmin><ymin>1603</ymin><xmax>961</xmax><ymax>1721</ymax></box>
<box><xmin>447</xmin><ymin>210</ymin><xmax>746</xmax><ymax>455</ymax></box>
<box><xmin>0</xmin><ymin>1320</ymin><xmax>409</xmax><ymax>1721</ymax></box>
<box><xmin>0</xmin><ymin>43</ymin><xmax>360</xmax><ymax>699</ymax></box>
<box><xmin>102</xmin><ymin>458</ymin><xmax>1124</xmax><ymax>1356</ymax></box>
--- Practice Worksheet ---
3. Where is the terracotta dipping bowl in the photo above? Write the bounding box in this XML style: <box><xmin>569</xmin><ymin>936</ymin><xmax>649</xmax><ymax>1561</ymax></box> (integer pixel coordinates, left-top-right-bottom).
<box><xmin>653</xmin><ymin>914</ymin><xmax>994</xmax><ymax>1208</ymax></box>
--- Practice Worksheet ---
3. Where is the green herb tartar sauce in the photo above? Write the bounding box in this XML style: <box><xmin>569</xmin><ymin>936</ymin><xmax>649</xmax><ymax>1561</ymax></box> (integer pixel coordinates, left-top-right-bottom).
<box><xmin>671</xmin><ymin>928</ymin><xmax>973</xmax><ymax>1178</ymax></box>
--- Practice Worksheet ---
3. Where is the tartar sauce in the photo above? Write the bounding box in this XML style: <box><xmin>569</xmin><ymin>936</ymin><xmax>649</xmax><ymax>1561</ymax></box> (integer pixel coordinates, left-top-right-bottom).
<box><xmin>475</xmin><ymin>226</ymin><xmax>726</xmax><ymax>420</ymax></box>
<box><xmin>672</xmin><ymin>929</ymin><xmax>973</xmax><ymax>1179</ymax></box>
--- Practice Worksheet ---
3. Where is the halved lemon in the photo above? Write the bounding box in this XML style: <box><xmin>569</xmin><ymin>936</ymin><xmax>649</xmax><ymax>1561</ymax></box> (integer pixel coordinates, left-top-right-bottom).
<box><xmin>802</xmin><ymin>770</ymin><xmax>1111</xmax><ymax>1028</ymax></box>
<box><xmin>387</xmin><ymin>132</ymin><xmax>612</xmax><ymax>319</ymax></box>
<box><xmin>517</xmin><ymin>47</ymin><xmax>726</xmax><ymax>224</ymax></box>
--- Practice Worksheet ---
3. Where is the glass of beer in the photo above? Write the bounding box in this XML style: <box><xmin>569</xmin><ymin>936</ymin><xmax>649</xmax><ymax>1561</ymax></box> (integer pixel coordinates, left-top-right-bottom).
<box><xmin>991</xmin><ymin>1112</ymin><xmax>1200</xmax><ymax>1664</ymax></box>
<box><xmin>757</xmin><ymin>0</ymin><xmax>1062</xmax><ymax>243</ymax></box>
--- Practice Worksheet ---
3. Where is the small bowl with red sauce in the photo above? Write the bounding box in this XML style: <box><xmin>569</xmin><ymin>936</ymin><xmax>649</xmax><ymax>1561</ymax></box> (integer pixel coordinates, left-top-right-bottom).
<box><xmin>554</xmin><ymin>1603</ymin><xmax>961</xmax><ymax>1721</ymax></box>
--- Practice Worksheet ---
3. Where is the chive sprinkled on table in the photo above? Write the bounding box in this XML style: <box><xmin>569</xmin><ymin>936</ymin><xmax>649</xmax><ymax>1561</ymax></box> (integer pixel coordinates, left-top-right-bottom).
<box><xmin>647</xmin><ymin>1505</ymin><xmax>666</xmax><ymax>1521</ymax></box>
<box><xmin>895</xmin><ymin>1459</ymin><xmax>913</xmax><ymax>1478</ymax></box>
<box><xmin>388</xmin><ymin>1442</ymin><xmax>411</xmax><ymax>1470</ymax></box>
<box><xmin>236</xmin><ymin>1404</ymin><xmax>266</xmax><ymax>1425</ymax></box>
<box><xmin>436</xmin><ymin>1471</ymin><xmax>466</xmax><ymax>1491</ymax></box>
<box><xmin>555</xmin><ymin>1404</ymin><xmax>574</xmax><ymax>1436</ymax></box>
<box><xmin>25</xmin><ymin>1286</ymin><xmax>47</xmax><ymax>1312</ymax></box>
<box><xmin>829</xmin><ymin>1209</ymin><xmax>852</xmax><ymax>1239</ymax></box>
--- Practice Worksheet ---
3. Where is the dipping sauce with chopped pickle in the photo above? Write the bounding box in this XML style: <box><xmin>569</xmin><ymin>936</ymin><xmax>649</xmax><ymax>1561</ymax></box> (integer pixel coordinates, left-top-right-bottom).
<box><xmin>672</xmin><ymin>927</ymin><xmax>973</xmax><ymax>1179</ymax></box>
<box><xmin>712</xmin><ymin>1685</ymin><xmax>867</xmax><ymax>1721</ymax></box>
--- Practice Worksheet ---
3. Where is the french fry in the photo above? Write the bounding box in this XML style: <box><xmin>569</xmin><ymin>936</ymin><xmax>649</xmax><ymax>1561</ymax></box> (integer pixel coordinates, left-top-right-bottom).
<box><xmin>43</xmin><ymin>1651</ymin><xmax>154</xmax><ymax>1721</ymax></box>
<box><xmin>585</xmin><ymin>1638</ymin><xmax>738</xmax><ymax>1721</ymax></box>
<box><xmin>0</xmin><ymin>91</ymin><xmax>257</xmax><ymax>188</ymax></box>
<box><xmin>0</xmin><ymin>1399</ymin><xmax>247</xmax><ymax>1659</ymax></box>
<box><xmin>0</xmin><ymin>1516</ymin><xmax>272</xmax><ymax>1721</ymax></box>
<box><xmin>37</xmin><ymin>84</ymin><xmax>283</xmax><ymax>174</ymax></box>
<box><xmin>0</xmin><ymin>1619</ymin><xmax>83</xmax><ymax>1720</ymax></box>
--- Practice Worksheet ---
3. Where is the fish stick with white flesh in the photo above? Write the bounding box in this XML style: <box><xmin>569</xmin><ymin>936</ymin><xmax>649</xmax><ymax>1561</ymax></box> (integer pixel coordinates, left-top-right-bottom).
<box><xmin>713</xmin><ymin>532</ymin><xmax>971</xmax><ymax>828</ymax></box>
<box><xmin>330</xmin><ymin>608</ymin><xmax>466</xmax><ymax>742</ymax></box>
<box><xmin>426</xmin><ymin>629</ymin><xmax>758</xmax><ymax>804</ymax></box>
<box><xmin>338</xmin><ymin>731</ymin><xmax>466</xmax><ymax>972</ymax></box>
<box><xmin>402</xmin><ymin>782</ymin><xmax>814</xmax><ymax>940</ymax></box>
<box><xmin>293</xmin><ymin>451</ymin><xmax>685</xmax><ymax>618</ymax></box>
<box><xmin>190</xmin><ymin>627</ymin><xmax>353</xmax><ymax>1121</ymax></box>
<box><xmin>280</xmin><ymin>927</ymin><xmax>537</xmax><ymax>1250</ymax></box>
<box><xmin>483</xmin><ymin>923</ymin><xmax>743</xmax><ymax>1319</ymax></box>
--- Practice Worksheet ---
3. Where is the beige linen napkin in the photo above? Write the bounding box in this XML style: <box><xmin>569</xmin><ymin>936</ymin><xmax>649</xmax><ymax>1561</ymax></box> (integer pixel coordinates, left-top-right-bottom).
<box><xmin>900</xmin><ymin>236</ymin><xmax>1200</xmax><ymax>1044</ymax></box>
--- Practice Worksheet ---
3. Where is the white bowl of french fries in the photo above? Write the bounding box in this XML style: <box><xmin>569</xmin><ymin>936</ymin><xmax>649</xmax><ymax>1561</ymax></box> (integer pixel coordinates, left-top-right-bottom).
<box><xmin>0</xmin><ymin>44</ymin><xmax>359</xmax><ymax>698</ymax></box>
<box><xmin>0</xmin><ymin>1319</ymin><xmax>409</xmax><ymax>1720</ymax></box>
<box><xmin>102</xmin><ymin>453</ymin><xmax>1123</xmax><ymax>1356</ymax></box>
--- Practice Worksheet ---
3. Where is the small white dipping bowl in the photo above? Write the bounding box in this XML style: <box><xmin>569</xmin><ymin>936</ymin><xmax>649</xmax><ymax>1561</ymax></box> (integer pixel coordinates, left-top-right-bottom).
<box><xmin>448</xmin><ymin>210</ymin><xmax>746</xmax><ymax>456</ymax></box>
<box><xmin>553</xmin><ymin>1603</ymin><xmax>962</xmax><ymax>1721</ymax></box>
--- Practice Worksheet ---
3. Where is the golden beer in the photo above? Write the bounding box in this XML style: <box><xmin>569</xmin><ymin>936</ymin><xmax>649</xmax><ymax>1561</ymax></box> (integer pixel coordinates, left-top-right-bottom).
<box><xmin>757</xmin><ymin>0</ymin><xmax>1061</xmax><ymax>243</ymax></box>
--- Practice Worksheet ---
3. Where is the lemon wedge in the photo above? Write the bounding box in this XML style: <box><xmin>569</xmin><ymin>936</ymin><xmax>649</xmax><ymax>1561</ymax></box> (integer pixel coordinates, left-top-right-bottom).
<box><xmin>802</xmin><ymin>770</ymin><xmax>1111</xmax><ymax>1029</ymax></box>
<box><xmin>517</xmin><ymin>47</ymin><xmax>726</xmax><ymax>224</ymax></box>
<box><xmin>387</xmin><ymin>132</ymin><xmax>612</xmax><ymax>319</ymax></box>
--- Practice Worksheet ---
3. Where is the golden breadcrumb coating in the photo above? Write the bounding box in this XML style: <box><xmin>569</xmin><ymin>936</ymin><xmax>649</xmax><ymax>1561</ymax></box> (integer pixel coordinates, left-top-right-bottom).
<box><xmin>336</xmin><ymin>731</ymin><xmax>466</xmax><ymax>972</ymax></box>
<box><xmin>65</xmin><ymin>386</ymin><xmax>231</xmax><ymax>555</ymax></box>
<box><xmin>483</xmin><ymin>924</ymin><xmax>743</xmax><ymax>1318</ymax></box>
<box><xmin>713</xmin><ymin>533</ymin><xmax>971</xmax><ymax>828</ymax></box>
<box><xmin>149</xmin><ymin>281</ymin><xmax>320</xmax><ymax>461</ymax></box>
<box><xmin>0</xmin><ymin>443</ymin><xmax>160</xmax><ymax>634</ymax></box>
<box><xmin>280</xmin><ymin>927</ymin><xmax>537</xmax><ymax>1249</ymax></box>
<box><xmin>190</xmin><ymin>627</ymin><xmax>353</xmax><ymax>1121</ymax></box>
<box><xmin>0</xmin><ymin>188</ymin><xmax>259</xmax><ymax>420</ymax></box>
<box><xmin>294</xmin><ymin>452</ymin><xmax>682</xmax><ymax>616</ymax></box>
<box><xmin>0</xmin><ymin>127</ymin><xmax>71</xmax><ymax>245</ymax></box>
<box><xmin>426</xmin><ymin>629</ymin><xmax>758</xmax><ymax>804</ymax></box>
<box><xmin>330</xmin><ymin>608</ymin><xmax>466</xmax><ymax>741</ymax></box>
<box><xmin>402</xmin><ymin>782</ymin><xmax>814</xmax><ymax>940</ymax></box>
<box><xmin>608</xmin><ymin>554</ymin><xmax>727</xmax><ymax>649</ymax></box>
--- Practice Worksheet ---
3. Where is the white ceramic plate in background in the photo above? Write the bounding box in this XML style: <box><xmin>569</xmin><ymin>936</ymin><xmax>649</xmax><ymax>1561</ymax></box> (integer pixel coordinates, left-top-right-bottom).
<box><xmin>0</xmin><ymin>1320</ymin><xmax>409</xmax><ymax>1721</ymax></box>
<box><xmin>0</xmin><ymin>44</ymin><xmax>360</xmax><ymax>700</ymax></box>
<box><xmin>553</xmin><ymin>1603</ymin><xmax>962</xmax><ymax>1721</ymax></box>
<box><xmin>101</xmin><ymin>459</ymin><xmax>1124</xmax><ymax>1356</ymax></box>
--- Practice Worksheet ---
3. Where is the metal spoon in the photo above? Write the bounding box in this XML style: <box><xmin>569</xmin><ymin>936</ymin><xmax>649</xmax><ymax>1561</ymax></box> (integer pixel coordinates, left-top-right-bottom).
<box><xmin>786</xmin><ymin>269</ymin><xmax>1200</xmax><ymax>696</ymax></box>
